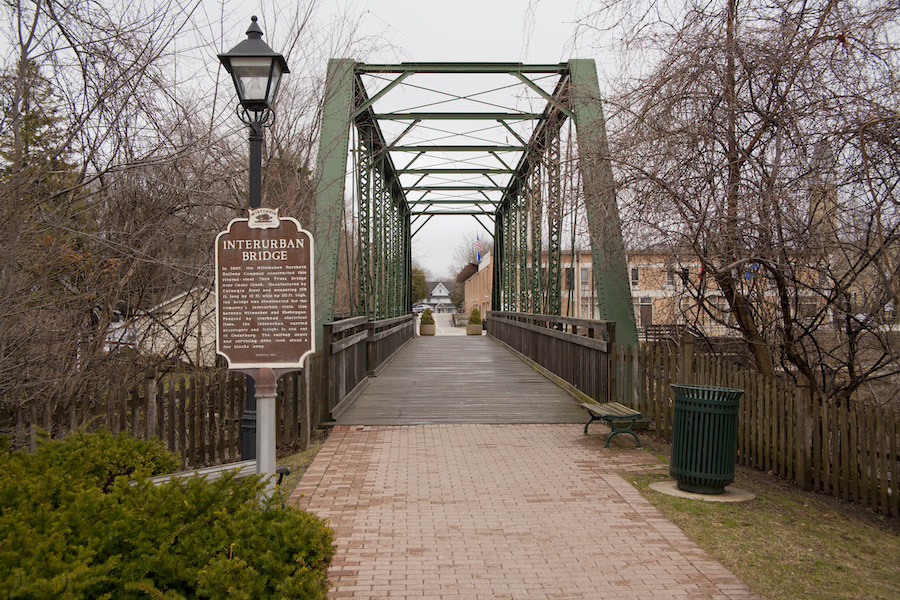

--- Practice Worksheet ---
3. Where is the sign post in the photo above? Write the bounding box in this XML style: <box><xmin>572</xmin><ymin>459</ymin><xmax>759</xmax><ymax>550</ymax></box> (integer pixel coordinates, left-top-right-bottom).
<box><xmin>215</xmin><ymin>208</ymin><xmax>314</xmax><ymax>499</ymax></box>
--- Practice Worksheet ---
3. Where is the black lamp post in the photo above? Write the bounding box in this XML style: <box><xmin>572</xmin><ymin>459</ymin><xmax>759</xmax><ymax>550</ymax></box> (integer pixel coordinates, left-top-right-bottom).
<box><xmin>218</xmin><ymin>16</ymin><xmax>289</xmax><ymax>459</ymax></box>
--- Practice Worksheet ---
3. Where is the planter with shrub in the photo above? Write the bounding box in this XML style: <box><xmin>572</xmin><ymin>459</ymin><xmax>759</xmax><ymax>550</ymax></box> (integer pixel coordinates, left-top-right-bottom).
<box><xmin>466</xmin><ymin>308</ymin><xmax>483</xmax><ymax>335</ymax></box>
<box><xmin>419</xmin><ymin>308</ymin><xmax>435</xmax><ymax>336</ymax></box>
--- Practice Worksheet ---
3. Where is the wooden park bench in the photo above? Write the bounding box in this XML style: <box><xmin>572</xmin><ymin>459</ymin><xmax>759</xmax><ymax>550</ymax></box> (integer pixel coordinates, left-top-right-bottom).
<box><xmin>143</xmin><ymin>460</ymin><xmax>291</xmax><ymax>487</ymax></box>
<box><xmin>580</xmin><ymin>402</ymin><xmax>643</xmax><ymax>448</ymax></box>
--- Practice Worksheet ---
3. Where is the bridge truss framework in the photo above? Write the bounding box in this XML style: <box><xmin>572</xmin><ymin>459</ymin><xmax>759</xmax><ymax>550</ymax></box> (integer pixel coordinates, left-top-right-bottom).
<box><xmin>312</xmin><ymin>60</ymin><xmax>638</xmax><ymax>346</ymax></box>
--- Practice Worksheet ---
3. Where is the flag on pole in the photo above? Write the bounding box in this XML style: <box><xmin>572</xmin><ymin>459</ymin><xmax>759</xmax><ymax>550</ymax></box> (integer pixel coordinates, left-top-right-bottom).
<box><xmin>474</xmin><ymin>236</ymin><xmax>483</xmax><ymax>262</ymax></box>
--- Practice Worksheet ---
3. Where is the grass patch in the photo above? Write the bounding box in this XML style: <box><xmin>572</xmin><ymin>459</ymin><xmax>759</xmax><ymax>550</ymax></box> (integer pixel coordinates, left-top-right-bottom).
<box><xmin>630</xmin><ymin>438</ymin><xmax>900</xmax><ymax>599</ymax></box>
<box><xmin>276</xmin><ymin>428</ymin><xmax>329</xmax><ymax>495</ymax></box>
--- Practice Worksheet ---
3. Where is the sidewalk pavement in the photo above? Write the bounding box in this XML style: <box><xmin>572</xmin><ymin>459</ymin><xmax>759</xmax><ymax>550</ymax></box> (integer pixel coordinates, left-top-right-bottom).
<box><xmin>290</xmin><ymin>424</ymin><xmax>757</xmax><ymax>599</ymax></box>
<box><xmin>430</xmin><ymin>312</ymin><xmax>470</xmax><ymax>336</ymax></box>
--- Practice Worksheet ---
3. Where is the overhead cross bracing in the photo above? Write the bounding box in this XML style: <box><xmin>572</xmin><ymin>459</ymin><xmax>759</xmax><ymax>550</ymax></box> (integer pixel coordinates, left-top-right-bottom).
<box><xmin>312</xmin><ymin>60</ymin><xmax>638</xmax><ymax>347</ymax></box>
<box><xmin>353</xmin><ymin>63</ymin><xmax>571</xmax><ymax>224</ymax></box>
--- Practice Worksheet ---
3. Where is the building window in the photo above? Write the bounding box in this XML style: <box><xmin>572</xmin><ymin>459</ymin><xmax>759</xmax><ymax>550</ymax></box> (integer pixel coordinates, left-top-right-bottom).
<box><xmin>638</xmin><ymin>297</ymin><xmax>653</xmax><ymax>328</ymax></box>
<box><xmin>581</xmin><ymin>266</ymin><xmax>591</xmax><ymax>287</ymax></box>
<box><xmin>667</xmin><ymin>269</ymin><xmax>675</xmax><ymax>287</ymax></box>
<box><xmin>711</xmin><ymin>296</ymin><xmax>733</xmax><ymax>325</ymax></box>
<box><xmin>631</xmin><ymin>267</ymin><xmax>640</xmax><ymax>287</ymax></box>
<box><xmin>565</xmin><ymin>267</ymin><xmax>575</xmax><ymax>291</ymax></box>
<box><xmin>799</xmin><ymin>300</ymin><xmax>818</xmax><ymax>319</ymax></box>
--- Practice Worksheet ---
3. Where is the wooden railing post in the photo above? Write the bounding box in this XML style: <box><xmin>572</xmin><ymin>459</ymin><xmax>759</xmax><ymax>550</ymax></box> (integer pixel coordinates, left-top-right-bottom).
<box><xmin>366</xmin><ymin>320</ymin><xmax>376</xmax><ymax>375</ymax></box>
<box><xmin>322</xmin><ymin>322</ymin><xmax>334</xmax><ymax>416</ymax></box>
<box><xmin>608</xmin><ymin>322</ymin><xmax>617</xmax><ymax>404</ymax></box>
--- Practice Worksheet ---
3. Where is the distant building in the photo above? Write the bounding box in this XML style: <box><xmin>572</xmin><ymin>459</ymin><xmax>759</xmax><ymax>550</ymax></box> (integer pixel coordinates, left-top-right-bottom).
<box><xmin>459</xmin><ymin>248</ymin><xmax>731</xmax><ymax>334</ymax></box>
<box><xmin>424</xmin><ymin>281</ymin><xmax>456</xmax><ymax>313</ymax></box>
<box><xmin>462</xmin><ymin>252</ymin><xmax>493</xmax><ymax>319</ymax></box>
<box><xmin>109</xmin><ymin>287</ymin><xmax>218</xmax><ymax>368</ymax></box>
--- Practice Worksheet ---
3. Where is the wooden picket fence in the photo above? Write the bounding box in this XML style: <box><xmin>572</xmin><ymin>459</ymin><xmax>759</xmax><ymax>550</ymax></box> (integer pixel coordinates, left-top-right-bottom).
<box><xmin>6</xmin><ymin>315</ymin><xmax>416</xmax><ymax>469</ymax></box>
<box><xmin>612</xmin><ymin>340</ymin><xmax>899</xmax><ymax>518</ymax></box>
<box><xmin>8</xmin><ymin>369</ymin><xmax>308</xmax><ymax>469</ymax></box>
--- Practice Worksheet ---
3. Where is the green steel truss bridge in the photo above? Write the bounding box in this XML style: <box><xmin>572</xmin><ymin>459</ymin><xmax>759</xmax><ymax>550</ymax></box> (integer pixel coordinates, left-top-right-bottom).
<box><xmin>311</xmin><ymin>60</ymin><xmax>638</xmax><ymax>346</ymax></box>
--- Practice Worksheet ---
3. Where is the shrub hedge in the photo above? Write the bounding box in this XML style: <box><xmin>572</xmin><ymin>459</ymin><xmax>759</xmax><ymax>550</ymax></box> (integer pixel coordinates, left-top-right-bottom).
<box><xmin>467</xmin><ymin>308</ymin><xmax>482</xmax><ymax>325</ymax></box>
<box><xmin>0</xmin><ymin>430</ymin><xmax>334</xmax><ymax>599</ymax></box>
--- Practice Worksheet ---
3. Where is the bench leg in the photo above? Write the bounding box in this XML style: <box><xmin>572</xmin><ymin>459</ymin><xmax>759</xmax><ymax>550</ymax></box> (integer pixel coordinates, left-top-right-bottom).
<box><xmin>603</xmin><ymin>419</ymin><xmax>642</xmax><ymax>449</ymax></box>
<box><xmin>584</xmin><ymin>414</ymin><xmax>602</xmax><ymax>435</ymax></box>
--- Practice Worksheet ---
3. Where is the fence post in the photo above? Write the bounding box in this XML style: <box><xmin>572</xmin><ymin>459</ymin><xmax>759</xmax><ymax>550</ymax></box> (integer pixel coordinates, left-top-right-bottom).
<box><xmin>144</xmin><ymin>366</ymin><xmax>158</xmax><ymax>439</ymax></box>
<box><xmin>682</xmin><ymin>336</ymin><xmax>695</xmax><ymax>385</ymax></box>
<box><xmin>794</xmin><ymin>379</ymin><xmax>813</xmax><ymax>491</ymax></box>
<box><xmin>607</xmin><ymin>322</ymin><xmax>617</xmax><ymax>403</ymax></box>
<box><xmin>631</xmin><ymin>344</ymin><xmax>640</xmax><ymax>409</ymax></box>
<box><xmin>299</xmin><ymin>355</ymin><xmax>311</xmax><ymax>451</ymax></box>
<box><xmin>608</xmin><ymin>341</ymin><xmax>617</xmax><ymax>404</ymax></box>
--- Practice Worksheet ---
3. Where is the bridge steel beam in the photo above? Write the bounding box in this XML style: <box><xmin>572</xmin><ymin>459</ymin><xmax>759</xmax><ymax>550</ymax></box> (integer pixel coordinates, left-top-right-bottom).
<box><xmin>568</xmin><ymin>59</ymin><xmax>638</xmax><ymax>345</ymax></box>
<box><xmin>354</xmin><ymin>74</ymin><xmax>411</xmax><ymax>321</ymax></box>
<box><xmin>493</xmin><ymin>69</ymin><xmax>569</xmax><ymax>316</ymax></box>
<box><xmin>546</xmin><ymin>127</ymin><xmax>562</xmax><ymax>316</ymax></box>
<box><xmin>528</xmin><ymin>161</ymin><xmax>542</xmax><ymax>314</ymax></box>
<box><xmin>314</xmin><ymin>58</ymin><xmax>412</xmax><ymax>340</ymax></box>
<box><xmin>313</xmin><ymin>59</ymin><xmax>356</xmax><ymax>350</ymax></box>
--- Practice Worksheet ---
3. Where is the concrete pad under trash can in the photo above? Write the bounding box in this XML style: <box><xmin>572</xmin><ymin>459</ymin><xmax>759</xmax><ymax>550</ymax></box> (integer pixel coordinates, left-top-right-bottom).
<box><xmin>650</xmin><ymin>480</ymin><xmax>756</xmax><ymax>503</ymax></box>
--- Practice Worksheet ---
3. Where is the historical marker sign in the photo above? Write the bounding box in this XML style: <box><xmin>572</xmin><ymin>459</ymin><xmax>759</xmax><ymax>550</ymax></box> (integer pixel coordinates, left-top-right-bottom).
<box><xmin>215</xmin><ymin>208</ymin><xmax>315</xmax><ymax>369</ymax></box>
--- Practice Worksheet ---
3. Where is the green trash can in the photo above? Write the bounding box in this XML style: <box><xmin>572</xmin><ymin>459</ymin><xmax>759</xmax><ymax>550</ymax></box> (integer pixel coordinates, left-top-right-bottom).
<box><xmin>669</xmin><ymin>384</ymin><xmax>743</xmax><ymax>494</ymax></box>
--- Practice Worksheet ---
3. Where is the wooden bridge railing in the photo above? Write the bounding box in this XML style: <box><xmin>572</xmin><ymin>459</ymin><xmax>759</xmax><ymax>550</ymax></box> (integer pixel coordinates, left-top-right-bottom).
<box><xmin>487</xmin><ymin>311</ymin><xmax>616</xmax><ymax>404</ymax></box>
<box><xmin>367</xmin><ymin>315</ymin><xmax>416</xmax><ymax>375</ymax></box>
<box><xmin>320</xmin><ymin>314</ymin><xmax>415</xmax><ymax>420</ymax></box>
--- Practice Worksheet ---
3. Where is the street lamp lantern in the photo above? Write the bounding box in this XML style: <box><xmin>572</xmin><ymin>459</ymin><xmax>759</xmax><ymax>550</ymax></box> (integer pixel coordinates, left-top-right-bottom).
<box><xmin>218</xmin><ymin>16</ymin><xmax>289</xmax><ymax>115</ymax></box>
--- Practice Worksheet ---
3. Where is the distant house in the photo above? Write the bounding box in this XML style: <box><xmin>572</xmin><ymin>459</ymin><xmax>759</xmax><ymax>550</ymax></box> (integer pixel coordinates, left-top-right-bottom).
<box><xmin>121</xmin><ymin>287</ymin><xmax>218</xmax><ymax>368</ymax></box>
<box><xmin>424</xmin><ymin>281</ymin><xmax>456</xmax><ymax>313</ymax></box>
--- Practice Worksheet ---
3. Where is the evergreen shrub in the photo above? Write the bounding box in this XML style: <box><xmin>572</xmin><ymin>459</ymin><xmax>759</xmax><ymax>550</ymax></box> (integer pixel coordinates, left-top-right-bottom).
<box><xmin>467</xmin><ymin>308</ymin><xmax>482</xmax><ymax>325</ymax></box>
<box><xmin>420</xmin><ymin>308</ymin><xmax>434</xmax><ymax>324</ymax></box>
<box><xmin>0</xmin><ymin>429</ymin><xmax>334</xmax><ymax>599</ymax></box>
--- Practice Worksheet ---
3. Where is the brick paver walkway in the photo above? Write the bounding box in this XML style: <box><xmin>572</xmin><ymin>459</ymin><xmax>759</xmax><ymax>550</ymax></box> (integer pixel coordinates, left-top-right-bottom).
<box><xmin>290</xmin><ymin>424</ymin><xmax>756</xmax><ymax>599</ymax></box>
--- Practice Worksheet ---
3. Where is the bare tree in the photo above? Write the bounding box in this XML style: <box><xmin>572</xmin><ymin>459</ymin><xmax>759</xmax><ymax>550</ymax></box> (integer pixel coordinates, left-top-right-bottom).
<box><xmin>448</xmin><ymin>230</ymin><xmax>493</xmax><ymax>277</ymax></box>
<box><xmin>0</xmin><ymin>0</ymin><xmax>330</xmax><ymax>434</ymax></box>
<box><xmin>582</xmin><ymin>0</ymin><xmax>900</xmax><ymax>404</ymax></box>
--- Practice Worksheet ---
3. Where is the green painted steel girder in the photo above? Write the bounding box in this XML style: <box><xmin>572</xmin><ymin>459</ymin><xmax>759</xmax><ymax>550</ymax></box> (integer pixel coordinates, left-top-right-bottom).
<box><xmin>375</xmin><ymin>112</ymin><xmax>543</xmax><ymax>120</ymax></box>
<box><xmin>313</xmin><ymin>59</ymin><xmax>356</xmax><ymax>349</ymax></box>
<box><xmin>351</xmin><ymin>72</ymin><xmax>411</xmax><ymax>118</ymax></box>
<box><xmin>407</xmin><ymin>199</ymin><xmax>500</xmax><ymax>205</ymax></box>
<box><xmin>405</xmin><ymin>185</ymin><xmax>504</xmax><ymax>192</ymax></box>
<box><xmin>411</xmin><ymin>210</ymin><xmax>497</xmax><ymax>216</ymax></box>
<box><xmin>569</xmin><ymin>58</ymin><xmax>638</xmax><ymax>345</ymax></box>
<box><xmin>398</xmin><ymin>168</ymin><xmax>514</xmax><ymax>174</ymax></box>
<box><xmin>511</xmin><ymin>72</ymin><xmax>577</xmax><ymax>123</ymax></box>
<box><xmin>389</xmin><ymin>145</ymin><xmax>525</xmax><ymax>152</ymax></box>
<box><xmin>357</xmin><ymin>62</ymin><xmax>566</xmax><ymax>74</ymax></box>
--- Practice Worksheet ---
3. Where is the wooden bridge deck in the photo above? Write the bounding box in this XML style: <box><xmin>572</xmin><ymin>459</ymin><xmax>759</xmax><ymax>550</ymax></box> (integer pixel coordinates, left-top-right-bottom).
<box><xmin>335</xmin><ymin>336</ymin><xmax>586</xmax><ymax>425</ymax></box>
